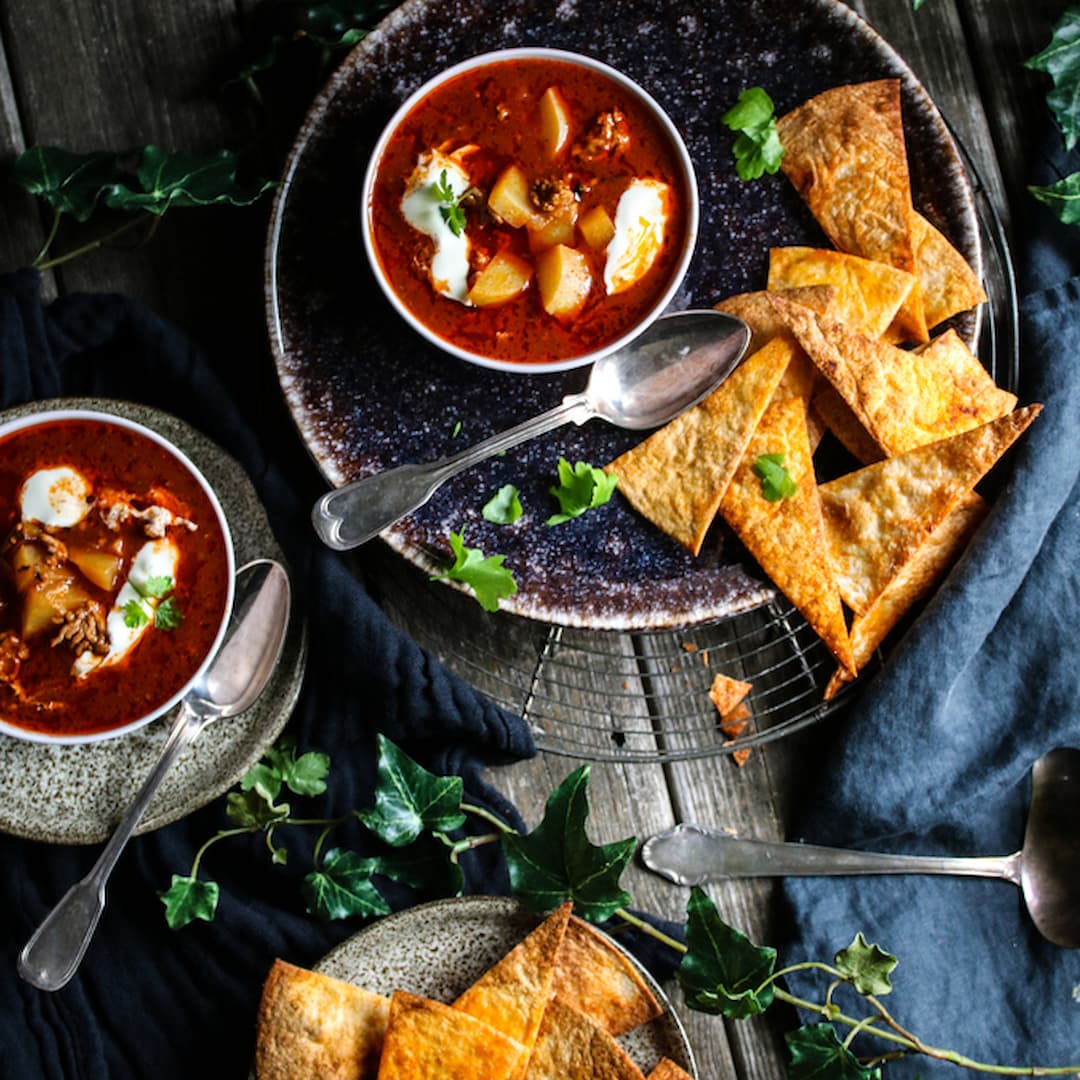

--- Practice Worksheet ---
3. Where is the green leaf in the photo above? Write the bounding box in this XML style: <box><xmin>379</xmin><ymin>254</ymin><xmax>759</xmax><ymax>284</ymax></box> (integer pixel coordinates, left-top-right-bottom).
<box><xmin>834</xmin><ymin>932</ymin><xmax>897</xmax><ymax>997</ymax></box>
<box><xmin>786</xmin><ymin>1023</ymin><xmax>882</xmax><ymax>1080</ymax></box>
<box><xmin>502</xmin><ymin>764</ymin><xmax>634</xmax><ymax>922</ymax></box>
<box><xmin>357</xmin><ymin>733</ymin><xmax>466</xmax><ymax>847</ymax></box>
<box><xmin>482</xmin><ymin>484</ymin><xmax>523</xmax><ymax>525</ymax></box>
<box><xmin>13</xmin><ymin>146</ymin><xmax>120</xmax><ymax>221</ymax></box>
<box><xmin>546</xmin><ymin>458</ymin><xmax>618</xmax><ymax>525</ymax></box>
<box><xmin>752</xmin><ymin>453</ymin><xmax>797</xmax><ymax>501</ymax></box>
<box><xmin>240</xmin><ymin>761</ymin><xmax>283</xmax><ymax>803</ymax></box>
<box><xmin>138</xmin><ymin>575</ymin><xmax>173</xmax><ymax>599</ymax></box>
<box><xmin>1029</xmin><ymin>173</ymin><xmax>1080</xmax><ymax>226</ymax></box>
<box><xmin>431</xmin><ymin>530</ymin><xmax>517</xmax><ymax>612</ymax></box>
<box><xmin>104</xmin><ymin>146</ymin><xmax>275</xmax><ymax>216</ymax></box>
<box><xmin>159</xmin><ymin>874</ymin><xmax>219</xmax><ymax>930</ymax></box>
<box><xmin>1026</xmin><ymin>9</ymin><xmax>1080</xmax><ymax>151</ymax></box>
<box><xmin>301</xmin><ymin>848</ymin><xmax>392</xmax><ymax>920</ymax></box>
<box><xmin>296</xmin><ymin>0</ymin><xmax>398</xmax><ymax>48</ymax></box>
<box><xmin>265</xmin><ymin>743</ymin><xmax>331</xmax><ymax>798</ymax></box>
<box><xmin>677</xmin><ymin>886</ymin><xmax>776</xmax><ymax>1018</ymax></box>
<box><xmin>722</xmin><ymin>87</ymin><xmax>785</xmax><ymax>181</ymax></box>
<box><xmin>369</xmin><ymin>834</ymin><xmax>465</xmax><ymax>898</ymax></box>
<box><xmin>123</xmin><ymin>599</ymin><xmax>150</xmax><ymax>629</ymax></box>
<box><xmin>226</xmin><ymin>788</ymin><xmax>290</xmax><ymax>829</ymax></box>
<box><xmin>154</xmin><ymin>596</ymin><xmax>183</xmax><ymax>631</ymax></box>
<box><xmin>913</xmin><ymin>0</ymin><xmax>929</xmax><ymax>9</ymax></box>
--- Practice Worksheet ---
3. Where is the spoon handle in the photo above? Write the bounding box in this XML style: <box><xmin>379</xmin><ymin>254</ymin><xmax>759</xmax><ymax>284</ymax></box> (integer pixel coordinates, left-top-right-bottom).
<box><xmin>642</xmin><ymin>823</ymin><xmax>1021</xmax><ymax>886</ymax></box>
<box><xmin>18</xmin><ymin>705</ymin><xmax>204</xmax><ymax>992</ymax></box>
<box><xmin>311</xmin><ymin>393</ymin><xmax>591</xmax><ymax>551</ymax></box>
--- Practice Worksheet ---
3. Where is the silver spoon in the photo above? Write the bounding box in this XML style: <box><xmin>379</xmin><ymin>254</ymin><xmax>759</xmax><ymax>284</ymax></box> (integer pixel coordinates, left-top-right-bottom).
<box><xmin>17</xmin><ymin>558</ymin><xmax>292</xmax><ymax>992</ymax></box>
<box><xmin>642</xmin><ymin>747</ymin><xmax>1080</xmax><ymax>948</ymax></box>
<box><xmin>311</xmin><ymin>309</ymin><xmax>750</xmax><ymax>551</ymax></box>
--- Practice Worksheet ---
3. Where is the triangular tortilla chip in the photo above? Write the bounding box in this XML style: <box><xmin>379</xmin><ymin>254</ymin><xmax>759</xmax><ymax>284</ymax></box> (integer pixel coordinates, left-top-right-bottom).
<box><xmin>648</xmin><ymin>1059</ymin><xmax>695</xmax><ymax>1080</ymax></box>
<box><xmin>715</xmin><ymin>284</ymin><xmax>837</xmax><ymax>356</ymax></box>
<box><xmin>776</xmin><ymin>79</ymin><xmax>927</xmax><ymax>342</ymax></box>
<box><xmin>453</xmin><ymin>902</ymin><xmax>570</xmax><ymax>1066</ymax></box>
<box><xmin>255</xmin><ymin>959</ymin><xmax>390</xmax><ymax>1080</ymax></box>
<box><xmin>812</xmin><ymin>385</ymin><xmax>883</xmax><ymax>465</ymax></box>
<box><xmin>767</xmin><ymin>246</ymin><xmax>916</xmax><ymax>338</ymax></box>
<box><xmin>550</xmin><ymin>916</ymin><xmax>661</xmax><ymax>1036</ymax></box>
<box><xmin>770</xmin><ymin>297</ymin><xmax>1017</xmax><ymax>456</ymax></box>
<box><xmin>911</xmin><ymin>212</ymin><xmax>987</xmax><ymax>331</ymax></box>
<box><xmin>521</xmin><ymin>999</ymin><xmax>645</xmax><ymax>1080</ymax></box>
<box><xmin>820</xmin><ymin>405</ymin><xmax>1040</xmax><ymax>613</ymax></box>
<box><xmin>824</xmin><ymin>492</ymin><xmax>987</xmax><ymax>698</ymax></box>
<box><xmin>718</xmin><ymin>394</ymin><xmax>855</xmax><ymax>673</ymax></box>
<box><xmin>377</xmin><ymin>990</ymin><xmax>524</xmax><ymax>1079</ymax></box>
<box><xmin>708</xmin><ymin>673</ymin><xmax>752</xmax><ymax>716</ymax></box>
<box><xmin>605</xmin><ymin>336</ymin><xmax>794</xmax><ymax>555</ymax></box>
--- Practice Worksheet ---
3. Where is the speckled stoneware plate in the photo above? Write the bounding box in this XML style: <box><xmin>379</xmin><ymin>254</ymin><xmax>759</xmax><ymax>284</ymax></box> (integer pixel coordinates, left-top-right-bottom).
<box><xmin>313</xmin><ymin>895</ymin><xmax>697</xmax><ymax>1076</ymax></box>
<box><xmin>267</xmin><ymin>0</ymin><xmax>980</xmax><ymax>631</ymax></box>
<box><xmin>0</xmin><ymin>398</ymin><xmax>308</xmax><ymax>845</ymax></box>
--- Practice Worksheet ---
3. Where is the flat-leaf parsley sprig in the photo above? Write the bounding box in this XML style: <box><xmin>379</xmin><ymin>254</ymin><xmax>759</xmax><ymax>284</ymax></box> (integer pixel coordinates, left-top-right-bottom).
<box><xmin>722</xmin><ymin>87</ymin><xmax>785</xmax><ymax>181</ymax></box>
<box><xmin>122</xmin><ymin>574</ymin><xmax>183</xmax><ymax>631</ymax></box>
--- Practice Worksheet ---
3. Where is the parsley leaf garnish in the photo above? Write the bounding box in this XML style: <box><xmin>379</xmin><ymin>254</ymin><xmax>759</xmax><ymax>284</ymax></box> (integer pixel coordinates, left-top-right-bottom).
<box><xmin>482</xmin><ymin>484</ymin><xmax>523</xmax><ymax>525</ymax></box>
<box><xmin>154</xmin><ymin>597</ymin><xmax>184</xmax><ymax>631</ymax></box>
<box><xmin>752</xmin><ymin>453</ymin><xmax>797</xmax><ymax>501</ymax></box>
<box><xmin>546</xmin><ymin>459</ymin><xmax>618</xmax><ymax>525</ymax></box>
<box><xmin>123</xmin><ymin>599</ymin><xmax>150</xmax><ymax>628</ymax></box>
<box><xmin>431</xmin><ymin>530</ymin><xmax>517</xmax><ymax>612</ymax></box>
<box><xmin>721</xmin><ymin>87</ymin><xmax>785</xmax><ymax>181</ymax></box>
<box><xmin>124</xmin><ymin>574</ymin><xmax>184</xmax><ymax>631</ymax></box>
<box><xmin>140</xmin><ymin>575</ymin><xmax>174</xmax><ymax>599</ymax></box>
<box><xmin>432</xmin><ymin>168</ymin><xmax>469</xmax><ymax>237</ymax></box>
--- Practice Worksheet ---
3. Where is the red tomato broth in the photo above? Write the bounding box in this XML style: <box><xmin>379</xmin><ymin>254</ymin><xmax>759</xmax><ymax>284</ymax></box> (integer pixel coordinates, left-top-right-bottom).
<box><xmin>368</xmin><ymin>57</ymin><xmax>691</xmax><ymax>364</ymax></box>
<box><xmin>0</xmin><ymin>419</ymin><xmax>231</xmax><ymax>738</ymax></box>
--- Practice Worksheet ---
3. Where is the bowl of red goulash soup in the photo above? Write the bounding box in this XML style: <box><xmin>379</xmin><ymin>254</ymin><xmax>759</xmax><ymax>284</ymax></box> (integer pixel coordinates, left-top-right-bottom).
<box><xmin>0</xmin><ymin>409</ymin><xmax>235</xmax><ymax>744</ymax></box>
<box><xmin>362</xmin><ymin>47</ymin><xmax>700</xmax><ymax>374</ymax></box>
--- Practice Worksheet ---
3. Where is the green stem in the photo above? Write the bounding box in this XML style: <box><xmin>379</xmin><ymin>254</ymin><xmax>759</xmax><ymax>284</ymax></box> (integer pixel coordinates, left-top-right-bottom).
<box><xmin>612</xmin><ymin>907</ymin><xmax>687</xmax><ymax>954</ymax></box>
<box><xmin>312</xmin><ymin>822</ymin><xmax>336</xmax><ymax>866</ymax></box>
<box><xmin>843</xmin><ymin>1013</ymin><xmax>884</xmax><ymax>1051</ymax></box>
<box><xmin>460</xmin><ymin>802</ymin><xmax>517</xmax><ymax>834</ymax></box>
<box><xmin>31</xmin><ymin>208</ymin><xmax>62</xmax><ymax>266</ymax></box>
<box><xmin>449</xmin><ymin>832</ymin><xmax>499</xmax><ymax>856</ymax></box>
<box><xmin>189</xmin><ymin>827</ymin><xmax>256</xmax><ymax>877</ymax></box>
<box><xmin>33</xmin><ymin>215</ymin><xmax>148</xmax><ymax>270</ymax></box>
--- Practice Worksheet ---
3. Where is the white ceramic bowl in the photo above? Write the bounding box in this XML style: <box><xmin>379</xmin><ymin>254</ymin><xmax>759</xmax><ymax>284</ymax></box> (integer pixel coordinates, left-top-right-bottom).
<box><xmin>361</xmin><ymin>47</ymin><xmax>699</xmax><ymax>375</ymax></box>
<box><xmin>0</xmin><ymin>408</ymin><xmax>235</xmax><ymax>745</ymax></box>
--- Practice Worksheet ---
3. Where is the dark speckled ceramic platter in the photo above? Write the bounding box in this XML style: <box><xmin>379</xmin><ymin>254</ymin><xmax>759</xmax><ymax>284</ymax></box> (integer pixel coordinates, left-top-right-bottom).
<box><xmin>313</xmin><ymin>896</ymin><xmax>697</xmax><ymax>1076</ymax></box>
<box><xmin>267</xmin><ymin>0</ymin><xmax>980</xmax><ymax>631</ymax></box>
<box><xmin>0</xmin><ymin>399</ymin><xmax>308</xmax><ymax>845</ymax></box>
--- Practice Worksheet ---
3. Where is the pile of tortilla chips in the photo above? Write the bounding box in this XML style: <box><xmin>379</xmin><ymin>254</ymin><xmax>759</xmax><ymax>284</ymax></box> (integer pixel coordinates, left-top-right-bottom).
<box><xmin>255</xmin><ymin>903</ymin><xmax>693</xmax><ymax>1079</ymax></box>
<box><xmin>607</xmin><ymin>79</ymin><xmax>1040</xmax><ymax>698</ymax></box>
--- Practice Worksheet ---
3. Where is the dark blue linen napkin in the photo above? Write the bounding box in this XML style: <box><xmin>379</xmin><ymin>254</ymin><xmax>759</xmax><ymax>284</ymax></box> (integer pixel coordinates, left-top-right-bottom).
<box><xmin>781</xmin><ymin>128</ymin><xmax>1080</xmax><ymax>1073</ymax></box>
<box><xmin>0</xmin><ymin>268</ymin><xmax>535</xmax><ymax>1078</ymax></box>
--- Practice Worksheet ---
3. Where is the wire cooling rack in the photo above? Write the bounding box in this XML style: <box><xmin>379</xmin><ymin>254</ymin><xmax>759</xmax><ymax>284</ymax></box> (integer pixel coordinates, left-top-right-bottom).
<box><xmin>367</xmin><ymin>137</ymin><xmax>1019</xmax><ymax>764</ymax></box>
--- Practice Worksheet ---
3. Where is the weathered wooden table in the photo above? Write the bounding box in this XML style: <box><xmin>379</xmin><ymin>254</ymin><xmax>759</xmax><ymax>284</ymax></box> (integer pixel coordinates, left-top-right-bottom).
<box><xmin>0</xmin><ymin>1</ymin><xmax>1063</xmax><ymax>1075</ymax></box>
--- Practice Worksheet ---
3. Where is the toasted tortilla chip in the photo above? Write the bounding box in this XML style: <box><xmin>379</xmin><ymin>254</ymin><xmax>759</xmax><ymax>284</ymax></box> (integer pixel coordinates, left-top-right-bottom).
<box><xmin>255</xmin><ymin>959</ymin><xmax>390</xmax><ymax>1080</ymax></box>
<box><xmin>551</xmin><ymin>916</ymin><xmax>661</xmax><ymax>1036</ymax></box>
<box><xmin>911</xmin><ymin>213</ymin><xmax>988</xmax><ymax>330</ymax></box>
<box><xmin>812</xmin><ymin>385</ymin><xmax>884</xmax><ymax>464</ymax></box>
<box><xmin>718</xmin><ymin>394</ymin><xmax>855</xmax><ymax>673</ymax></box>
<box><xmin>454</xmin><ymin>902</ymin><xmax>570</xmax><ymax>1062</ymax></box>
<box><xmin>716</xmin><ymin>284</ymin><xmax>837</xmax><ymax>356</ymax></box>
<box><xmin>777</xmin><ymin>79</ymin><xmax>927</xmax><ymax>342</ymax></box>
<box><xmin>708</xmin><ymin>673</ymin><xmax>752</xmax><ymax>717</ymax></box>
<box><xmin>606</xmin><ymin>336</ymin><xmax>794</xmax><ymax>555</ymax></box>
<box><xmin>720</xmin><ymin>701</ymin><xmax>752</xmax><ymax>737</ymax></box>
<box><xmin>522</xmin><ymin>999</ymin><xmax>645</xmax><ymax>1080</ymax></box>
<box><xmin>647</xmin><ymin>1058</ymin><xmax>695</xmax><ymax>1080</ymax></box>
<box><xmin>821</xmin><ymin>405</ymin><xmax>1040</xmax><ymax>613</ymax></box>
<box><xmin>770</xmin><ymin>297</ymin><xmax>1017</xmax><ymax>456</ymax></box>
<box><xmin>824</xmin><ymin>492</ymin><xmax>987</xmax><ymax>698</ymax></box>
<box><xmin>767</xmin><ymin>246</ymin><xmax>916</xmax><ymax>338</ymax></box>
<box><xmin>377</xmin><ymin>991</ymin><xmax>524</xmax><ymax>1080</ymax></box>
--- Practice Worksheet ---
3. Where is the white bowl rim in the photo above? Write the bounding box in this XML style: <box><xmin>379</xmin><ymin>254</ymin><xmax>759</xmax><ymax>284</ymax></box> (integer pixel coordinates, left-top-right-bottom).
<box><xmin>0</xmin><ymin>407</ymin><xmax>236</xmax><ymax>745</ymax></box>
<box><xmin>361</xmin><ymin>45</ymin><xmax>700</xmax><ymax>375</ymax></box>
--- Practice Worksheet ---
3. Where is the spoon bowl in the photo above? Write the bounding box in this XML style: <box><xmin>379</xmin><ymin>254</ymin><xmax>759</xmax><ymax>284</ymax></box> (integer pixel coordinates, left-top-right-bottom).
<box><xmin>312</xmin><ymin>309</ymin><xmax>750</xmax><ymax>551</ymax></box>
<box><xmin>642</xmin><ymin>747</ymin><xmax>1080</xmax><ymax>948</ymax></box>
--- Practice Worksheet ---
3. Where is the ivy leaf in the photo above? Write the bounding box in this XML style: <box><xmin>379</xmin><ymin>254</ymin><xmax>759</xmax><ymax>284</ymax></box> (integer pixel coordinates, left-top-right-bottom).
<box><xmin>786</xmin><ymin>1023</ymin><xmax>882</xmax><ymax>1080</ymax></box>
<box><xmin>677</xmin><ymin>885</ymin><xmax>776</xmax><ymax>1018</ymax></box>
<box><xmin>159</xmin><ymin>874</ymin><xmax>220</xmax><ymax>930</ymax></box>
<box><xmin>1026</xmin><ymin>9</ymin><xmax>1080</xmax><ymax>151</ymax></box>
<box><xmin>104</xmin><ymin>146</ymin><xmax>275</xmax><ymax>216</ymax></box>
<box><xmin>721</xmin><ymin>87</ymin><xmax>785</xmax><ymax>181</ymax></box>
<box><xmin>502</xmin><ymin>764</ymin><xmax>634</xmax><ymax>922</ymax></box>
<box><xmin>241</xmin><ymin>761</ymin><xmax>282</xmax><ymax>803</ymax></box>
<box><xmin>357</xmin><ymin>733</ymin><xmax>466</xmax><ymax>847</ymax></box>
<box><xmin>369</xmin><ymin>834</ymin><xmax>465</xmax><ymax>898</ymax></box>
<box><xmin>834</xmin><ymin>933</ymin><xmax>897</xmax><ymax>997</ymax></box>
<box><xmin>226</xmin><ymin>788</ymin><xmax>290</xmax><ymax>829</ymax></box>
<box><xmin>431</xmin><ymin>530</ymin><xmax>517</xmax><ymax>612</ymax></box>
<box><xmin>301</xmin><ymin>848</ymin><xmax>392</xmax><ymax>921</ymax></box>
<box><xmin>1029</xmin><ymin>173</ymin><xmax>1080</xmax><ymax>226</ymax></box>
<box><xmin>482</xmin><ymin>484</ymin><xmax>523</xmax><ymax>525</ymax></box>
<box><xmin>752</xmin><ymin>453</ymin><xmax>797</xmax><ymax>501</ymax></box>
<box><xmin>546</xmin><ymin>459</ymin><xmax>618</xmax><ymax>525</ymax></box>
<box><xmin>13</xmin><ymin>146</ymin><xmax>120</xmax><ymax>221</ymax></box>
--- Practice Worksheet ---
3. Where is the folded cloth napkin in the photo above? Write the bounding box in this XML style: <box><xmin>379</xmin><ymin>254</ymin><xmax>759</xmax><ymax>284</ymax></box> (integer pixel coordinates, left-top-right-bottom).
<box><xmin>781</xmin><ymin>125</ymin><xmax>1080</xmax><ymax>1073</ymax></box>
<box><xmin>0</xmin><ymin>268</ymin><xmax>535</xmax><ymax>1077</ymax></box>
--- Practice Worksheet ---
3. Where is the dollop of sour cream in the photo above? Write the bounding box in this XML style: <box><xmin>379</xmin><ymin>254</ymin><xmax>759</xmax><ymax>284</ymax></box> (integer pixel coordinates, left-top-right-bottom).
<box><xmin>604</xmin><ymin>178</ymin><xmax>671</xmax><ymax>296</ymax></box>
<box><xmin>400</xmin><ymin>150</ymin><xmax>473</xmax><ymax>305</ymax></box>
<box><xmin>19</xmin><ymin>466</ymin><xmax>92</xmax><ymax>528</ymax></box>
<box><xmin>74</xmin><ymin>538</ymin><xmax>179</xmax><ymax>678</ymax></box>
